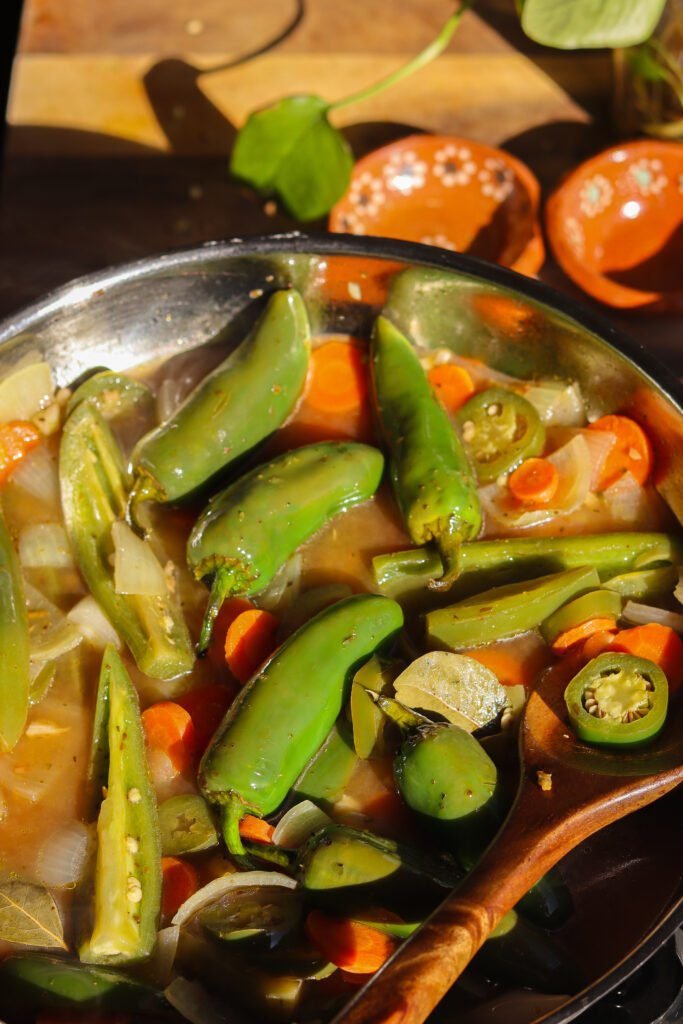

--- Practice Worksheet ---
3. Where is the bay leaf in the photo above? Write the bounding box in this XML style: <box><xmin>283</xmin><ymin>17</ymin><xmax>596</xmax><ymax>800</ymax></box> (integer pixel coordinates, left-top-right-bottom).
<box><xmin>0</xmin><ymin>877</ymin><xmax>67</xmax><ymax>949</ymax></box>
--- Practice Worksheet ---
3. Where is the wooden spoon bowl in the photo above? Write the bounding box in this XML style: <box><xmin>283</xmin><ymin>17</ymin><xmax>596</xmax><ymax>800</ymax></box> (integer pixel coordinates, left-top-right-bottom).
<box><xmin>334</xmin><ymin>666</ymin><xmax>683</xmax><ymax>1024</ymax></box>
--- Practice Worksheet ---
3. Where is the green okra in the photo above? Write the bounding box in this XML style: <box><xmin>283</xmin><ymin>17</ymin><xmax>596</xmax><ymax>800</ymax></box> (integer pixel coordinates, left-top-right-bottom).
<box><xmin>59</xmin><ymin>402</ymin><xmax>194</xmax><ymax>683</ymax></box>
<box><xmin>0</xmin><ymin>509</ymin><xmax>30</xmax><ymax>752</ymax></box>
<box><xmin>80</xmin><ymin>647</ymin><xmax>161</xmax><ymax>965</ymax></box>
<box><xmin>188</xmin><ymin>441</ymin><xmax>384</xmax><ymax>654</ymax></box>
<box><xmin>129</xmin><ymin>289</ymin><xmax>310</xmax><ymax>510</ymax></box>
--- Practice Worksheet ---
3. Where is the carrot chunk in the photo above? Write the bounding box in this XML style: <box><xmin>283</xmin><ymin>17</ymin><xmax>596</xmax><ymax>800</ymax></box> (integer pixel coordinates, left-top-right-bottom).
<box><xmin>551</xmin><ymin>617</ymin><xmax>618</xmax><ymax>655</ymax></box>
<box><xmin>179</xmin><ymin>683</ymin><xmax>236</xmax><ymax>751</ymax></box>
<box><xmin>589</xmin><ymin>414</ymin><xmax>653</xmax><ymax>488</ymax></box>
<box><xmin>427</xmin><ymin>364</ymin><xmax>475</xmax><ymax>414</ymax></box>
<box><xmin>224</xmin><ymin>608</ymin><xmax>278</xmax><ymax>683</ymax></box>
<box><xmin>611</xmin><ymin>623</ymin><xmax>683</xmax><ymax>695</ymax></box>
<box><xmin>305</xmin><ymin>910</ymin><xmax>397</xmax><ymax>974</ymax></box>
<box><xmin>305</xmin><ymin>341</ymin><xmax>368</xmax><ymax>414</ymax></box>
<box><xmin>238</xmin><ymin>814</ymin><xmax>275</xmax><ymax>845</ymax></box>
<box><xmin>508</xmin><ymin>457</ymin><xmax>559</xmax><ymax>506</ymax></box>
<box><xmin>141</xmin><ymin>702</ymin><xmax>198</xmax><ymax>773</ymax></box>
<box><xmin>0</xmin><ymin>420</ymin><xmax>42</xmax><ymax>485</ymax></box>
<box><xmin>581</xmin><ymin>629</ymin><xmax>617</xmax><ymax>662</ymax></box>
<box><xmin>161</xmin><ymin>857</ymin><xmax>199</xmax><ymax>919</ymax></box>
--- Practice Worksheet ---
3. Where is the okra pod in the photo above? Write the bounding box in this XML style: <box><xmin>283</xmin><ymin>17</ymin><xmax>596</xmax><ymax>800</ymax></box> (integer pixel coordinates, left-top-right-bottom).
<box><xmin>60</xmin><ymin>402</ymin><xmax>194</xmax><ymax>683</ymax></box>
<box><xmin>129</xmin><ymin>289</ymin><xmax>310</xmax><ymax>509</ymax></box>
<box><xmin>80</xmin><ymin>647</ymin><xmax>161</xmax><ymax>964</ymax></box>
<box><xmin>198</xmin><ymin>594</ymin><xmax>403</xmax><ymax>856</ymax></box>
<box><xmin>188</xmin><ymin>441</ymin><xmax>384</xmax><ymax>653</ymax></box>
<box><xmin>0</xmin><ymin>509</ymin><xmax>30</xmax><ymax>751</ymax></box>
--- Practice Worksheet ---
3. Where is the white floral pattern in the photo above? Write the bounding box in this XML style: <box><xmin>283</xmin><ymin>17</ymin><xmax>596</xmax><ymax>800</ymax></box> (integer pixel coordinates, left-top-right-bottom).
<box><xmin>628</xmin><ymin>157</ymin><xmax>668</xmax><ymax>196</ymax></box>
<box><xmin>579</xmin><ymin>174</ymin><xmax>614</xmax><ymax>217</ymax></box>
<box><xmin>478</xmin><ymin>158</ymin><xmax>515</xmax><ymax>203</ymax></box>
<box><xmin>564</xmin><ymin>216</ymin><xmax>585</xmax><ymax>258</ymax></box>
<box><xmin>347</xmin><ymin>172</ymin><xmax>386</xmax><ymax>217</ymax></box>
<box><xmin>420</xmin><ymin>234</ymin><xmax>458</xmax><ymax>251</ymax></box>
<box><xmin>383</xmin><ymin>151</ymin><xmax>428</xmax><ymax>195</ymax></box>
<box><xmin>432</xmin><ymin>144</ymin><xmax>477</xmax><ymax>187</ymax></box>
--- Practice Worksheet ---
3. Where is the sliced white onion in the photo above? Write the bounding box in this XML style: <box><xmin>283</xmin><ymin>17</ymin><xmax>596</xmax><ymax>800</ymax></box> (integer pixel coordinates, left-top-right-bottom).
<box><xmin>172</xmin><ymin>870</ymin><xmax>297</xmax><ymax>927</ymax></box>
<box><xmin>146</xmin><ymin>747</ymin><xmax>194</xmax><ymax>804</ymax></box>
<box><xmin>19</xmin><ymin>523</ymin><xmax>74</xmax><ymax>569</ymax></box>
<box><xmin>25</xmin><ymin>582</ymin><xmax>82</xmax><ymax>664</ymax></box>
<box><xmin>164</xmin><ymin>976</ymin><xmax>247</xmax><ymax>1024</ymax></box>
<box><xmin>582</xmin><ymin>430</ymin><xmax>617</xmax><ymax>491</ymax></box>
<box><xmin>11</xmin><ymin>444</ymin><xmax>60</xmax><ymax>507</ymax></box>
<box><xmin>602</xmin><ymin>471</ymin><xmax>650</xmax><ymax>526</ymax></box>
<box><xmin>524</xmin><ymin>382</ymin><xmax>585</xmax><ymax>427</ymax></box>
<box><xmin>147</xmin><ymin>925</ymin><xmax>180</xmax><ymax>987</ymax></box>
<box><xmin>0</xmin><ymin>361</ymin><xmax>53</xmax><ymax>423</ymax></box>
<box><xmin>255</xmin><ymin>554</ymin><xmax>302</xmax><ymax>613</ymax></box>
<box><xmin>272</xmin><ymin>800</ymin><xmax>331</xmax><ymax>849</ymax></box>
<box><xmin>36</xmin><ymin>820</ymin><xmax>94</xmax><ymax>887</ymax></box>
<box><xmin>112</xmin><ymin>520</ymin><xmax>167</xmax><ymax>596</ymax></box>
<box><xmin>622</xmin><ymin>601</ymin><xmax>683</xmax><ymax>633</ymax></box>
<box><xmin>67</xmin><ymin>596</ymin><xmax>121</xmax><ymax>648</ymax></box>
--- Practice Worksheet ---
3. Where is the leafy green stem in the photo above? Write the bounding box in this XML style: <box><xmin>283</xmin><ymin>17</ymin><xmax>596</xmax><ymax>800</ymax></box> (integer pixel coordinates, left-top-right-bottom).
<box><xmin>328</xmin><ymin>1</ymin><xmax>474</xmax><ymax>113</ymax></box>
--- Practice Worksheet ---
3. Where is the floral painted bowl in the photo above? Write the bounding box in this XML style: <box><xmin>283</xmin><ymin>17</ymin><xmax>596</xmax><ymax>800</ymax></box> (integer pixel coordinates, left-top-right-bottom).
<box><xmin>546</xmin><ymin>140</ymin><xmax>683</xmax><ymax>312</ymax></box>
<box><xmin>329</xmin><ymin>134</ymin><xmax>544</xmax><ymax>276</ymax></box>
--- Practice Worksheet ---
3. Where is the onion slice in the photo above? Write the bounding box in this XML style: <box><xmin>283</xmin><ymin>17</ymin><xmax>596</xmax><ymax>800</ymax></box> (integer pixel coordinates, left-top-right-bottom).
<box><xmin>67</xmin><ymin>596</ymin><xmax>121</xmax><ymax>648</ymax></box>
<box><xmin>172</xmin><ymin>870</ymin><xmax>297</xmax><ymax>927</ymax></box>
<box><xmin>524</xmin><ymin>381</ymin><xmax>585</xmax><ymax>427</ymax></box>
<box><xmin>19</xmin><ymin>523</ymin><xmax>74</xmax><ymax>569</ymax></box>
<box><xmin>272</xmin><ymin>801</ymin><xmax>331</xmax><ymax>849</ymax></box>
<box><xmin>0</xmin><ymin>360</ymin><xmax>53</xmax><ymax>423</ymax></box>
<box><xmin>622</xmin><ymin>601</ymin><xmax>683</xmax><ymax>633</ymax></box>
<box><xmin>164</xmin><ymin>977</ymin><xmax>247</xmax><ymax>1024</ymax></box>
<box><xmin>10</xmin><ymin>444</ymin><xmax>61</xmax><ymax>508</ymax></box>
<box><xmin>112</xmin><ymin>521</ymin><xmax>168</xmax><ymax>596</ymax></box>
<box><xmin>36</xmin><ymin>820</ymin><xmax>94</xmax><ymax>887</ymax></box>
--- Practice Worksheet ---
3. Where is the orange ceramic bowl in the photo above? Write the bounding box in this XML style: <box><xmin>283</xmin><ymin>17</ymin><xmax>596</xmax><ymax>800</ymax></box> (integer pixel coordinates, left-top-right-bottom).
<box><xmin>329</xmin><ymin>134</ymin><xmax>544</xmax><ymax>276</ymax></box>
<box><xmin>546</xmin><ymin>140</ymin><xmax>683</xmax><ymax>313</ymax></box>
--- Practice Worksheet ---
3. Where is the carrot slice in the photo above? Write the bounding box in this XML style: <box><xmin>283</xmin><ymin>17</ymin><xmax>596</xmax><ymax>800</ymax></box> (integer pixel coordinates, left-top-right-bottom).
<box><xmin>581</xmin><ymin>629</ymin><xmax>617</xmax><ymax>662</ymax></box>
<box><xmin>464</xmin><ymin>638</ymin><xmax>551</xmax><ymax>690</ymax></box>
<box><xmin>508</xmin><ymin>457</ymin><xmax>559</xmax><ymax>506</ymax></box>
<box><xmin>551</xmin><ymin>617</ymin><xmax>618</xmax><ymax>655</ymax></box>
<box><xmin>224</xmin><ymin>608</ymin><xmax>279</xmax><ymax>683</ymax></box>
<box><xmin>611</xmin><ymin>623</ymin><xmax>683</xmax><ymax>695</ymax></box>
<box><xmin>589</xmin><ymin>414</ymin><xmax>653</xmax><ymax>488</ymax></box>
<box><xmin>239</xmin><ymin>814</ymin><xmax>275</xmax><ymax>845</ymax></box>
<box><xmin>305</xmin><ymin>341</ymin><xmax>368</xmax><ymax>414</ymax></box>
<box><xmin>141</xmin><ymin>702</ymin><xmax>198</xmax><ymax>773</ymax></box>
<box><xmin>427</xmin><ymin>364</ymin><xmax>475</xmax><ymax>414</ymax></box>
<box><xmin>161</xmin><ymin>857</ymin><xmax>199</xmax><ymax>919</ymax></box>
<box><xmin>305</xmin><ymin>910</ymin><xmax>397</xmax><ymax>974</ymax></box>
<box><xmin>0</xmin><ymin>420</ymin><xmax>42</xmax><ymax>485</ymax></box>
<box><xmin>208</xmin><ymin>596</ymin><xmax>255</xmax><ymax>668</ymax></box>
<box><xmin>179</xmin><ymin>683</ymin><xmax>236</xmax><ymax>751</ymax></box>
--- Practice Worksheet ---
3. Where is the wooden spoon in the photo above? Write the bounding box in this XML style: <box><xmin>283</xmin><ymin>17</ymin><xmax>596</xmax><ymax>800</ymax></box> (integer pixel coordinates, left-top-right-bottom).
<box><xmin>333</xmin><ymin>663</ymin><xmax>683</xmax><ymax>1024</ymax></box>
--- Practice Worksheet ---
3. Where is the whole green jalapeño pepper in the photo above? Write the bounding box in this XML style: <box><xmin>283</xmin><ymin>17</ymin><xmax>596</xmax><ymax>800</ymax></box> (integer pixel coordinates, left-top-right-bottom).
<box><xmin>564</xmin><ymin>652</ymin><xmax>668</xmax><ymax>748</ymax></box>
<box><xmin>0</xmin><ymin>510</ymin><xmax>30</xmax><ymax>752</ymax></box>
<box><xmin>80</xmin><ymin>647</ymin><xmax>162</xmax><ymax>964</ymax></box>
<box><xmin>198</xmin><ymin>594</ymin><xmax>403</xmax><ymax>856</ymax></box>
<box><xmin>188</xmin><ymin>441</ymin><xmax>384</xmax><ymax>653</ymax></box>
<box><xmin>129</xmin><ymin>289</ymin><xmax>310</xmax><ymax>511</ymax></box>
<box><xmin>371</xmin><ymin>316</ymin><xmax>481</xmax><ymax>589</ymax></box>
<box><xmin>59</xmin><ymin>402</ymin><xmax>195</xmax><ymax>683</ymax></box>
<box><xmin>456</xmin><ymin>386</ymin><xmax>545</xmax><ymax>483</ymax></box>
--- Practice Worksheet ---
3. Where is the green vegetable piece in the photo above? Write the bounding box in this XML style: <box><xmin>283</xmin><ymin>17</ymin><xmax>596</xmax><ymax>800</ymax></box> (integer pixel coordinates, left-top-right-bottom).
<box><xmin>350</xmin><ymin>918</ymin><xmax>420</xmax><ymax>940</ymax></box>
<box><xmin>188</xmin><ymin>441</ymin><xmax>384</xmax><ymax>653</ymax></box>
<box><xmin>158</xmin><ymin>794</ymin><xmax>219</xmax><ymax>856</ymax></box>
<box><xmin>394</xmin><ymin>723</ymin><xmax>499</xmax><ymax>847</ymax></box>
<box><xmin>0</xmin><ymin>878</ymin><xmax>66</xmax><ymax>950</ymax></box>
<box><xmin>521</xmin><ymin>0</ymin><xmax>667</xmax><ymax>50</ymax></box>
<box><xmin>372</xmin><ymin>316</ymin><xmax>481</xmax><ymax>588</ymax></box>
<box><xmin>542</xmin><ymin>589</ymin><xmax>623</xmax><ymax>645</ymax></box>
<box><xmin>604</xmin><ymin>565</ymin><xmax>678</xmax><ymax>602</ymax></box>
<box><xmin>80</xmin><ymin>647</ymin><xmax>162</xmax><ymax>964</ymax></box>
<box><xmin>373</xmin><ymin>532</ymin><xmax>683</xmax><ymax>602</ymax></box>
<box><xmin>293</xmin><ymin>720</ymin><xmax>359</xmax><ymax>812</ymax></box>
<box><xmin>564</xmin><ymin>652</ymin><xmax>668</xmax><ymax>748</ymax></box>
<box><xmin>351</xmin><ymin>655</ymin><xmax>398</xmax><ymax>759</ymax></box>
<box><xmin>0</xmin><ymin>510</ymin><xmax>30</xmax><ymax>751</ymax></box>
<box><xmin>130</xmin><ymin>290</ymin><xmax>310</xmax><ymax>509</ymax></box>
<box><xmin>297</xmin><ymin>824</ymin><xmax>460</xmax><ymax>894</ymax></box>
<box><xmin>456</xmin><ymin>386</ymin><xmax>545</xmax><ymax>484</ymax></box>
<box><xmin>198</xmin><ymin>884</ymin><xmax>302</xmax><ymax>949</ymax></box>
<box><xmin>0</xmin><ymin>955</ymin><xmax>161</xmax><ymax>1014</ymax></box>
<box><xmin>393</xmin><ymin>651</ymin><xmax>507</xmax><ymax>732</ymax></box>
<box><xmin>198</xmin><ymin>595</ymin><xmax>403</xmax><ymax>856</ymax></box>
<box><xmin>59</xmin><ymin>402</ymin><xmax>194</xmax><ymax>683</ymax></box>
<box><xmin>66</xmin><ymin>371</ymin><xmax>153</xmax><ymax>421</ymax></box>
<box><xmin>426</xmin><ymin>565</ymin><xmax>601</xmax><ymax>650</ymax></box>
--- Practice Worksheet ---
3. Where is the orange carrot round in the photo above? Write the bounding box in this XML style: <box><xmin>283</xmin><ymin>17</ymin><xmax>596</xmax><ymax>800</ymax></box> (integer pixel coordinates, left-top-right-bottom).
<box><xmin>305</xmin><ymin>910</ymin><xmax>396</xmax><ymax>974</ymax></box>
<box><xmin>305</xmin><ymin>341</ymin><xmax>368</xmax><ymax>414</ymax></box>
<box><xmin>161</xmin><ymin>857</ymin><xmax>199</xmax><ymax>919</ymax></box>
<box><xmin>238</xmin><ymin>814</ymin><xmax>275</xmax><ymax>845</ymax></box>
<box><xmin>589</xmin><ymin>414</ymin><xmax>653</xmax><ymax>488</ymax></box>
<box><xmin>427</xmin><ymin>364</ymin><xmax>475</xmax><ymax>414</ymax></box>
<box><xmin>508</xmin><ymin>457</ymin><xmax>559</xmax><ymax>506</ymax></box>
<box><xmin>581</xmin><ymin>629</ymin><xmax>617</xmax><ymax>662</ymax></box>
<box><xmin>224</xmin><ymin>607</ymin><xmax>279</xmax><ymax>683</ymax></box>
<box><xmin>551</xmin><ymin>616</ymin><xmax>618</xmax><ymax>655</ymax></box>
<box><xmin>0</xmin><ymin>420</ymin><xmax>42</xmax><ymax>485</ymax></box>
<box><xmin>141</xmin><ymin>702</ymin><xmax>198</xmax><ymax>773</ymax></box>
<box><xmin>611</xmin><ymin>623</ymin><xmax>683</xmax><ymax>695</ymax></box>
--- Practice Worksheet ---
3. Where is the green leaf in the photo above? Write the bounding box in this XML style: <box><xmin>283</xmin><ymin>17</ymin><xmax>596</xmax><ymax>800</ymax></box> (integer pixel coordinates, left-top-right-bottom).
<box><xmin>0</xmin><ymin>878</ymin><xmax>67</xmax><ymax>949</ymax></box>
<box><xmin>628</xmin><ymin>44</ymin><xmax>670</xmax><ymax>83</ymax></box>
<box><xmin>521</xmin><ymin>0</ymin><xmax>667</xmax><ymax>49</ymax></box>
<box><xmin>230</xmin><ymin>95</ymin><xmax>353</xmax><ymax>221</ymax></box>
